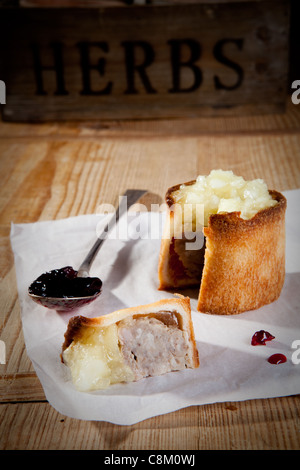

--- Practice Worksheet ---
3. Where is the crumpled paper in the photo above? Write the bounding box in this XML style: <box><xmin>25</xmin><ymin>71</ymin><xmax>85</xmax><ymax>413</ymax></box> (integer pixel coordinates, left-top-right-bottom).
<box><xmin>10</xmin><ymin>190</ymin><xmax>300</xmax><ymax>425</ymax></box>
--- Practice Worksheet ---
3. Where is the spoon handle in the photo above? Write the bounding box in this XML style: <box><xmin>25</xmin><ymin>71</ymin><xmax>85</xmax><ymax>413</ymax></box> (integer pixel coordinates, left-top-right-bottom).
<box><xmin>77</xmin><ymin>189</ymin><xmax>146</xmax><ymax>277</ymax></box>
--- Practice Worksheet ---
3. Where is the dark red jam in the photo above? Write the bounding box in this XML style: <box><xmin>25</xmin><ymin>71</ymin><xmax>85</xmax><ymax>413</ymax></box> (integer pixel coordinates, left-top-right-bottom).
<box><xmin>267</xmin><ymin>353</ymin><xmax>287</xmax><ymax>365</ymax></box>
<box><xmin>251</xmin><ymin>330</ymin><xmax>275</xmax><ymax>346</ymax></box>
<box><xmin>28</xmin><ymin>266</ymin><xmax>102</xmax><ymax>298</ymax></box>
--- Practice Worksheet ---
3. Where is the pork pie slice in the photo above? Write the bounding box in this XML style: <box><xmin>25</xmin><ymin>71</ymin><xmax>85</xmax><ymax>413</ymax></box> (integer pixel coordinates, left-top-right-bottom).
<box><xmin>158</xmin><ymin>170</ymin><xmax>287</xmax><ymax>315</ymax></box>
<box><xmin>61</xmin><ymin>296</ymin><xmax>199</xmax><ymax>391</ymax></box>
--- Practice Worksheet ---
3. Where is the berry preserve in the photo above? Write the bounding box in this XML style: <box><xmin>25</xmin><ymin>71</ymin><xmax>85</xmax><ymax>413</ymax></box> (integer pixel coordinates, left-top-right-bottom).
<box><xmin>251</xmin><ymin>330</ymin><xmax>275</xmax><ymax>346</ymax></box>
<box><xmin>28</xmin><ymin>266</ymin><xmax>102</xmax><ymax>298</ymax></box>
<box><xmin>267</xmin><ymin>353</ymin><xmax>287</xmax><ymax>364</ymax></box>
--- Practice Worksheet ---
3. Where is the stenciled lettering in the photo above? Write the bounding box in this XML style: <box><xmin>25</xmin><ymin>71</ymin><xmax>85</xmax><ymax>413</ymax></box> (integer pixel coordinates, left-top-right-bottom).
<box><xmin>30</xmin><ymin>38</ymin><xmax>245</xmax><ymax>96</ymax></box>
<box><xmin>77</xmin><ymin>41</ymin><xmax>113</xmax><ymax>95</ymax></box>
<box><xmin>122</xmin><ymin>40</ymin><xmax>157</xmax><ymax>94</ymax></box>
<box><xmin>213</xmin><ymin>38</ymin><xmax>244</xmax><ymax>90</ymax></box>
<box><xmin>168</xmin><ymin>39</ymin><xmax>202</xmax><ymax>93</ymax></box>
<box><xmin>31</xmin><ymin>42</ymin><xmax>68</xmax><ymax>95</ymax></box>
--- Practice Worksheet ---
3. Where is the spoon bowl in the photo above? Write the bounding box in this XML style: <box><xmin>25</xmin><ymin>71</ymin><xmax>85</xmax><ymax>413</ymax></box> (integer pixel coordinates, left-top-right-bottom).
<box><xmin>29</xmin><ymin>291</ymin><xmax>101</xmax><ymax>312</ymax></box>
<box><xmin>28</xmin><ymin>189</ymin><xmax>147</xmax><ymax>312</ymax></box>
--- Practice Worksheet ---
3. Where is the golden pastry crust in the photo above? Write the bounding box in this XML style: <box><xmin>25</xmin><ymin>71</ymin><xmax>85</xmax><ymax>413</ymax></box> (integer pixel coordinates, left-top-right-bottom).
<box><xmin>158</xmin><ymin>181</ymin><xmax>287</xmax><ymax>315</ymax></box>
<box><xmin>198</xmin><ymin>190</ymin><xmax>286</xmax><ymax>314</ymax></box>
<box><xmin>62</xmin><ymin>295</ymin><xmax>199</xmax><ymax>368</ymax></box>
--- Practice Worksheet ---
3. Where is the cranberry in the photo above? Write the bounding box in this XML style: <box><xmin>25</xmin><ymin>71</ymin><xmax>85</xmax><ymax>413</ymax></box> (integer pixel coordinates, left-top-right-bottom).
<box><xmin>267</xmin><ymin>353</ymin><xmax>287</xmax><ymax>364</ymax></box>
<box><xmin>251</xmin><ymin>330</ymin><xmax>275</xmax><ymax>346</ymax></box>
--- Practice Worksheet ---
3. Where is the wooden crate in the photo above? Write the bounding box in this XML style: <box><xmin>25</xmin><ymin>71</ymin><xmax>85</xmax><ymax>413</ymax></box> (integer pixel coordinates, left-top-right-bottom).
<box><xmin>0</xmin><ymin>0</ymin><xmax>290</xmax><ymax>121</ymax></box>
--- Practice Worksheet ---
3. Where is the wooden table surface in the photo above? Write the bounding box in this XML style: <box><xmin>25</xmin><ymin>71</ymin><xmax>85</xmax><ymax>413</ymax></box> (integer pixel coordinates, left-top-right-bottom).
<box><xmin>0</xmin><ymin>101</ymin><xmax>300</xmax><ymax>450</ymax></box>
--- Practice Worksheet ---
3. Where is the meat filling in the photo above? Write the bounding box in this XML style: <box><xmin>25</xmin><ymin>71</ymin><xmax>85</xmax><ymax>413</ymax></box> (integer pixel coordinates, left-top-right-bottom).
<box><xmin>118</xmin><ymin>313</ymin><xmax>189</xmax><ymax>381</ymax></box>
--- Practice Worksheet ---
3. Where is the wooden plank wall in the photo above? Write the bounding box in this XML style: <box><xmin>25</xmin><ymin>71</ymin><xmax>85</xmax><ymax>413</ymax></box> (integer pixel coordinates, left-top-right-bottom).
<box><xmin>0</xmin><ymin>1</ymin><xmax>289</xmax><ymax>121</ymax></box>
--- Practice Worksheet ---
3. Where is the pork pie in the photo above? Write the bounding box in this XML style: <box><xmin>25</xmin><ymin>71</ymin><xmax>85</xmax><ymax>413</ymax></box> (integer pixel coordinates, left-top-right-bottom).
<box><xmin>61</xmin><ymin>296</ymin><xmax>199</xmax><ymax>391</ymax></box>
<box><xmin>158</xmin><ymin>170</ymin><xmax>287</xmax><ymax>315</ymax></box>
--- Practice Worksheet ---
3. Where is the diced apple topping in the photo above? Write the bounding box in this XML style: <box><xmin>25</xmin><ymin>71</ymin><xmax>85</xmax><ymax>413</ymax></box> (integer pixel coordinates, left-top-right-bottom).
<box><xmin>172</xmin><ymin>170</ymin><xmax>277</xmax><ymax>226</ymax></box>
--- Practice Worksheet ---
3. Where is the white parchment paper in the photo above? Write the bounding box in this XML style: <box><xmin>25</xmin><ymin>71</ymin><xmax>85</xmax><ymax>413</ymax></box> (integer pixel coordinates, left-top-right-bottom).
<box><xmin>10</xmin><ymin>190</ymin><xmax>300</xmax><ymax>424</ymax></box>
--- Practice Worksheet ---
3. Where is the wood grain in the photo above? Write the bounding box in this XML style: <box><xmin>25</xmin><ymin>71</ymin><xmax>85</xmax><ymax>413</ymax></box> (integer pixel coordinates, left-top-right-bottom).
<box><xmin>0</xmin><ymin>100</ymin><xmax>300</xmax><ymax>450</ymax></box>
<box><xmin>0</xmin><ymin>397</ymin><xmax>299</xmax><ymax>450</ymax></box>
<box><xmin>0</xmin><ymin>1</ymin><xmax>289</xmax><ymax>121</ymax></box>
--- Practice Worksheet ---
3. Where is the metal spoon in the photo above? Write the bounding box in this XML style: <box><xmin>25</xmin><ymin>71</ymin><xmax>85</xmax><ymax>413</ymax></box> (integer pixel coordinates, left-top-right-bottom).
<box><xmin>28</xmin><ymin>189</ymin><xmax>147</xmax><ymax>312</ymax></box>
